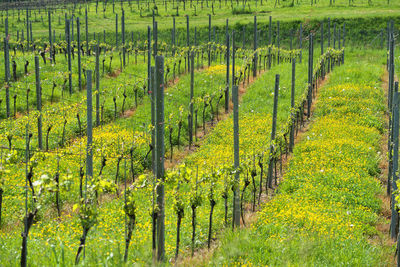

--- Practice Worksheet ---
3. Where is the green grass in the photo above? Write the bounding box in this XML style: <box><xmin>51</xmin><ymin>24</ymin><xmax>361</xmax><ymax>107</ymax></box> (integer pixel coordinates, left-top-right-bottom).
<box><xmin>0</xmin><ymin>46</ymin><xmax>312</xmax><ymax>266</ymax></box>
<box><xmin>1</xmin><ymin>0</ymin><xmax>399</xmax><ymax>49</ymax></box>
<box><xmin>2</xmin><ymin>0</ymin><xmax>400</xmax><ymax>33</ymax></box>
<box><xmin>0</xmin><ymin>0</ymin><xmax>395</xmax><ymax>264</ymax></box>
<box><xmin>207</xmin><ymin>49</ymin><xmax>392</xmax><ymax>266</ymax></box>
<box><xmin>0</xmin><ymin>52</ymin><xmax>146</xmax><ymax>151</ymax></box>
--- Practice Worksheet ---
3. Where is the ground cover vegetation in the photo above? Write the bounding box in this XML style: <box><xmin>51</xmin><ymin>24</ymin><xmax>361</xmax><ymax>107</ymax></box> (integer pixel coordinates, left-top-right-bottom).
<box><xmin>0</xmin><ymin>0</ymin><xmax>398</xmax><ymax>266</ymax></box>
<box><xmin>207</xmin><ymin>50</ymin><xmax>394</xmax><ymax>266</ymax></box>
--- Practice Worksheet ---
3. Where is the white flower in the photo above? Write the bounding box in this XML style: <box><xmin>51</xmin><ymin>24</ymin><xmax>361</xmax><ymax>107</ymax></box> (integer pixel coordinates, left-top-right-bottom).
<box><xmin>32</xmin><ymin>180</ymin><xmax>42</xmax><ymax>187</ymax></box>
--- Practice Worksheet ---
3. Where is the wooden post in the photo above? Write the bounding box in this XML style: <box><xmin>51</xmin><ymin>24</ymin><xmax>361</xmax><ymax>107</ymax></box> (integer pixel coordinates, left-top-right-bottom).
<box><xmin>225</xmin><ymin>19</ymin><xmax>230</xmax><ymax>113</ymax></box>
<box><xmin>154</xmin><ymin>22</ymin><xmax>158</xmax><ymax>57</ymax></box>
<box><xmin>172</xmin><ymin>17</ymin><xmax>176</xmax><ymax>57</ymax></box>
<box><xmin>148</xmin><ymin>26</ymin><xmax>151</xmax><ymax>93</ymax></box>
<box><xmin>4</xmin><ymin>38</ymin><xmax>10</xmax><ymax>118</ymax></box>
<box><xmin>186</xmin><ymin>15</ymin><xmax>190</xmax><ymax>72</ymax></box>
<box><xmin>151</xmin><ymin>66</ymin><xmax>155</xmax><ymax>175</ymax></box>
<box><xmin>333</xmin><ymin>22</ymin><xmax>336</xmax><ymax>49</ymax></box>
<box><xmin>232</xmin><ymin>30</ymin><xmax>235</xmax><ymax>86</ymax></box>
<box><xmin>71</xmin><ymin>15</ymin><xmax>74</xmax><ymax>42</ymax></box>
<box><xmin>232</xmin><ymin>83</ymin><xmax>240</xmax><ymax>228</ymax></box>
<box><xmin>253</xmin><ymin>16</ymin><xmax>257</xmax><ymax>77</ymax></box>
<box><xmin>172</xmin><ymin>18</ymin><xmax>176</xmax><ymax>79</ymax></box>
<box><xmin>195</xmin><ymin>27</ymin><xmax>198</xmax><ymax>69</ymax></box>
<box><xmin>35</xmin><ymin>56</ymin><xmax>42</xmax><ymax>150</ymax></box>
<box><xmin>267</xmin><ymin>75</ymin><xmax>279</xmax><ymax>188</ymax></box>
<box><xmin>277</xmin><ymin>21</ymin><xmax>280</xmax><ymax>64</ymax></box>
<box><xmin>391</xmin><ymin>20</ymin><xmax>394</xmax><ymax>47</ymax></box>
<box><xmin>389</xmin><ymin>34</ymin><xmax>394</xmax><ymax>110</ymax></box>
<box><xmin>86</xmin><ymin>70</ymin><xmax>93</xmax><ymax>184</ymax></box>
<box><xmin>390</xmin><ymin>34</ymin><xmax>395</xmax><ymax>106</ymax></box>
<box><xmin>150</xmin><ymin>65</ymin><xmax>156</xmax><ymax>260</ymax></box>
<box><xmin>152</xmin><ymin>10</ymin><xmax>155</xmax><ymax>28</ymax></box>
<box><xmin>155</xmin><ymin>56</ymin><xmax>165</xmax><ymax>262</ymax></box>
<box><xmin>269</xmin><ymin>16</ymin><xmax>272</xmax><ymax>47</ymax></box>
<box><xmin>299</xmin><ymin>22</ymin><xmax>303</xmax><ymax>63</ymax></box>
<box><xmin>122</xmin><ymin>9</ymin><xmax>126</xmax><ymax>67</ymax></box>
<box><xmin>85</xmin><ymin>8</ymin><xmax>89</xmax><ymax>54</ymax></box>
<box><xmin>328</xmin><ymin>18</ymin><xmax>331</xmax><ymax>47</ymax></box>
<box><xmin>290</xmin><ymin>58</ymin><xmax>295</xmax><ymax>152</ymax></box>
<box><xmin>307</xmin><ymin>34</ymin><xmax>313</xmax><ymax>118</ymax></box>
<box><xmin>5</xmin><ymin>17</ymin><xmax>8</xmax><ymax>38</ymax></box>
<box><xmin>48</xmin><ymin>11</ymin><xmax>53</xmax><ymax>64</ymax></box>
<box><xmin>26</xmin><ymin>9</ymin><xmax>29</xmax><ymax>51</ymax></box>
<box><xmin>189</xmin><ymin>52</ymin><xmax>194</xmax><ymax>148</ymax></box>
<box><xmin>66</xmin><ymin>19</ymin><xmax>72</xmax><ymax>94</ymax></box>
<box><xmin>242</xmin><ymin>25</ymin><xmax>245</xmax><ymax>50</ymax></box>
<box><xmin>30</xmin><ymin>22</ymin><xmax>33</xmax><ymax>51</ymax></box>
<box><xmin>96</xmin><ymin>44</ymin><xmax>100</xmax><ymax>126</ymax></box>
<box><xmin>115</xmin><ymin>13</ymin><xmax>118</xmax><ymax>48</ymax></box>
<box><xmin>77</xmin><ymin>17</ymin><xmax>82</xmax><ymax>91</ymax></box>
<box><xmin>387</xmin><ymin>21</ymin><xmax>391</xmax><ymax>70</ymax></box>
<box><xmin>208</xmin><ymin>14</ymin><xmax>211</xmax><ymax>66</ymax></box>
<box><xmin>342</xmin><ymin>23</ymin><xmax>345</xmax><ymax>64</ymax></box>
<box><xmin>390</xmin><ymin>83</ymin><xmax>399</xmax><ymax>239</ymax></box>
<box><xmin>268</xmin><ymin>16</ymin><xmax>272</xmax><ymax>68</ymax></box>
<box><xmin>321</xmin><ymin>21</ymin><xmax>324</xmax><ymax>55</ymax></box>
<box><xmin>21</xmin><ymin>122</ymin><xmax>30</xmax><ymax>267</ymax></box>
<box><xmin>388</xmin><ymin>33</ymin><xmax>394</xmax><ymax>196</ymax></box>
<box><xmin>290</xmin><ymin>29</ymin><xmax>293</xmax><ymax>50</ymax></box>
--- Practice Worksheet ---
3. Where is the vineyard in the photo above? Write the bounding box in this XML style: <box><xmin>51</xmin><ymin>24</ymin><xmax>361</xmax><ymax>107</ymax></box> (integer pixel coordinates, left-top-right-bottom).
<box><xmin>0</xmin><ymin>0</ymin><xmax>399</xmax><ymax>266</ymax></box>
